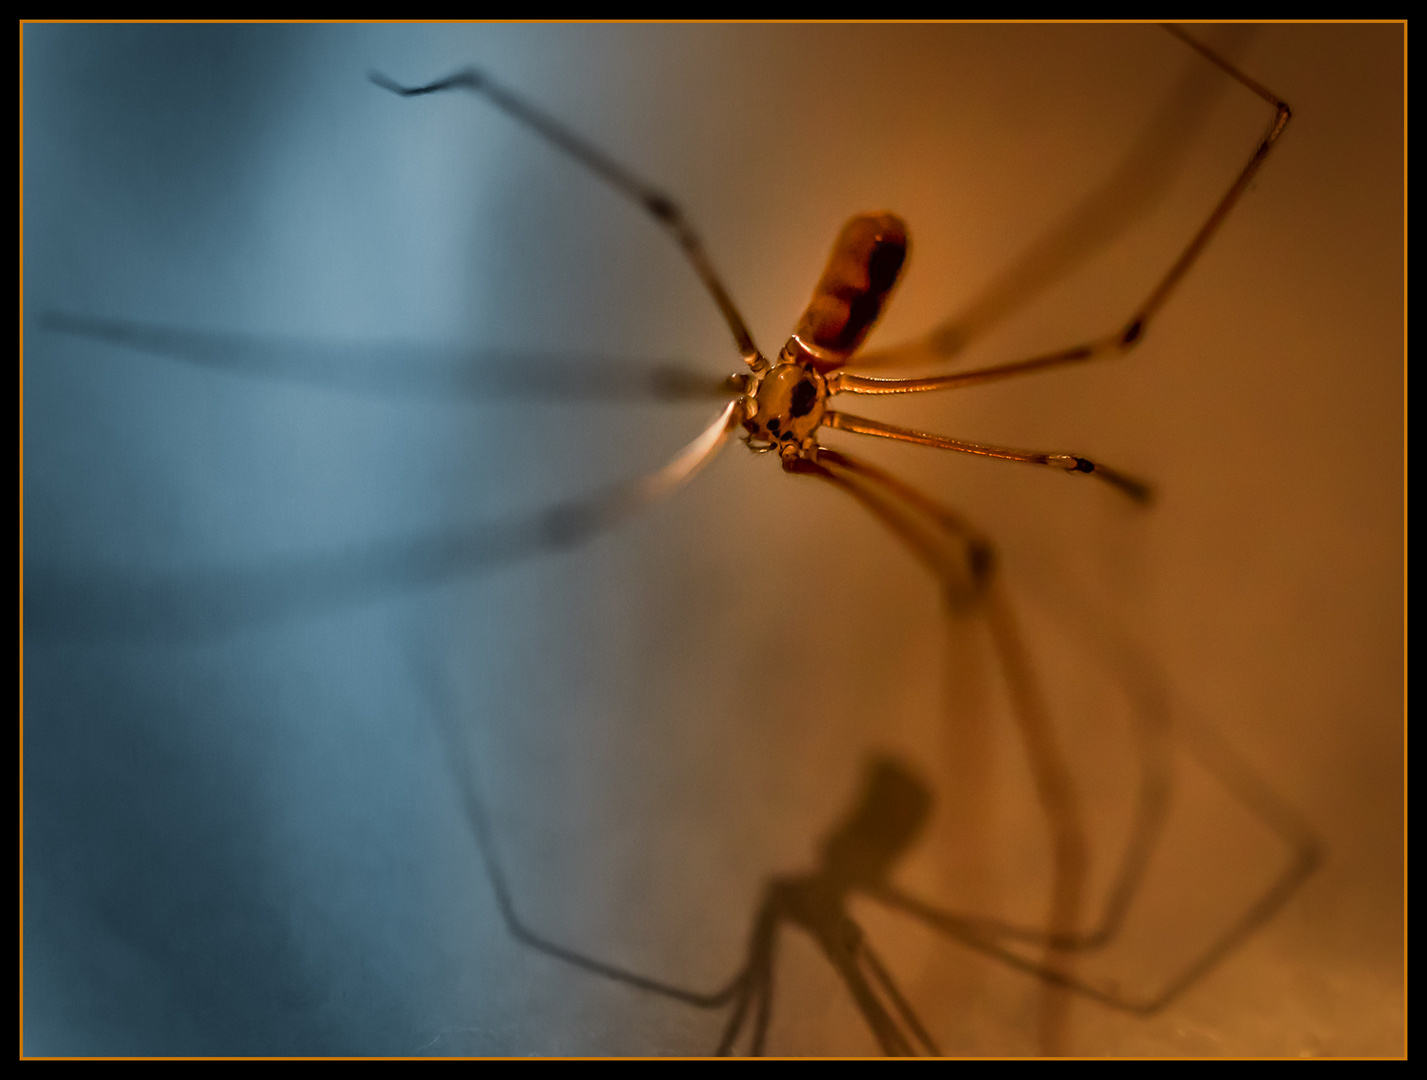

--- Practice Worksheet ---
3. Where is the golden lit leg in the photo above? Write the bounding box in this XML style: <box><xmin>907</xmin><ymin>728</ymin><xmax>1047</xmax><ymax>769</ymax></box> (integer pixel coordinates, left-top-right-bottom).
<box><xmin>824</xmin><ymin>409</ymin><xmax>1153</xmax><ymax>503</ymax></box>
<box><xmin>828</xmin><ymin>26</ymin><xmax>1290</xmax><ymax>390</ymax></box>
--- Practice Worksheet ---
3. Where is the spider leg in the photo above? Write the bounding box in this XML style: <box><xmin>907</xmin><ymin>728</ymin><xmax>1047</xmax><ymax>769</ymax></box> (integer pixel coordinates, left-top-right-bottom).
<box><xmin>29</xmin><ymin>402</ymin><xmax>741</xmax><ymax>642</ymax></box>
<box><xmin>786</xmin><ymin>446</ymin><xmax>1088</xmax><ymax>1053</ymax></box>
<box><xmin>370</xmin><ymin>68</ymin><xmax>765</xmax><ymax>370</ymax></box>
<box><xmin>829</xmin><ymin>26</ymin><xmax>1289</xmax><ymax>393</ymax></box>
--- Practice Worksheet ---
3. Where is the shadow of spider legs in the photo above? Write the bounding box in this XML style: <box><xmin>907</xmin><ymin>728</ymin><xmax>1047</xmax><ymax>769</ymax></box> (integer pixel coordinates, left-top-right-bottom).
<box><xmin>426</xmin><ymin>471</ymin><xmax>1318</xmax><ymax>1056</ymax></box>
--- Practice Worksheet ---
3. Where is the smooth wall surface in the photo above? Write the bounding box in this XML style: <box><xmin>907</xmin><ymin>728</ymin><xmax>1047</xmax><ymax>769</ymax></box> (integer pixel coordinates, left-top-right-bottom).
<box><xmin>23</xmin><ymin>24</ymin><xmax>1403</xmax><ymax>1056</ymax></box>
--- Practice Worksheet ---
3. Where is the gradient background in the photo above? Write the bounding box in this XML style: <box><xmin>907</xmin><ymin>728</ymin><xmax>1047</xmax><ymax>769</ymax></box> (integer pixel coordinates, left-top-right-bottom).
<box><xmin>23</xmin><ymin>24</ymin><xmax>1403</xmax><ymax>1056</ymax></box>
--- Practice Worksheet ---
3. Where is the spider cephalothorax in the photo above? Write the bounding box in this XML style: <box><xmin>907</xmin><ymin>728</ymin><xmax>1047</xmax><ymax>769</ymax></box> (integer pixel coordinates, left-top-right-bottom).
<box><xmin>740</xmin><ymin>351</ymin><xmax>829</xmax><ymax>459</ymax></box>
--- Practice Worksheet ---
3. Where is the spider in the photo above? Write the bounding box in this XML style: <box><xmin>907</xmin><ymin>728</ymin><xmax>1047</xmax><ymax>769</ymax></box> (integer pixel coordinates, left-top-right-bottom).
<box><xmin>358</xmin><ymin>26</ymin><xmax>1315</xmax><ymax>1056</ymax></box>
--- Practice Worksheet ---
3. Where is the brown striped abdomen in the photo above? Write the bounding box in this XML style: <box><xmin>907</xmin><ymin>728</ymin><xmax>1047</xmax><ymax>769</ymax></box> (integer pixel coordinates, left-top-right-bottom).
<box><xmin>787</xmin><ymin>213</ymin><xmax>909</xmax><ymax>370</ymax></box>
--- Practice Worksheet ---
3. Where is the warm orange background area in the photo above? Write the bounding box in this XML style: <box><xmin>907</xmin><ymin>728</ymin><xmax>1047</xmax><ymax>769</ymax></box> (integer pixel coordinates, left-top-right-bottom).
<box><xmin>24</xmin><ymin>24</ymin><xmax>1402</xmax><ymax>1056</ymax></box>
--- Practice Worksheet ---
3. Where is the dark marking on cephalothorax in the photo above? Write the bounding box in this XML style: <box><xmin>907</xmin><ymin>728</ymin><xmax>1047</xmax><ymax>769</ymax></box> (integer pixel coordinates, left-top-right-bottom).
<box><xmin>789</xmin><ymin>378</ymin><xmax>818</xmax><ymax>418</ymax></box>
